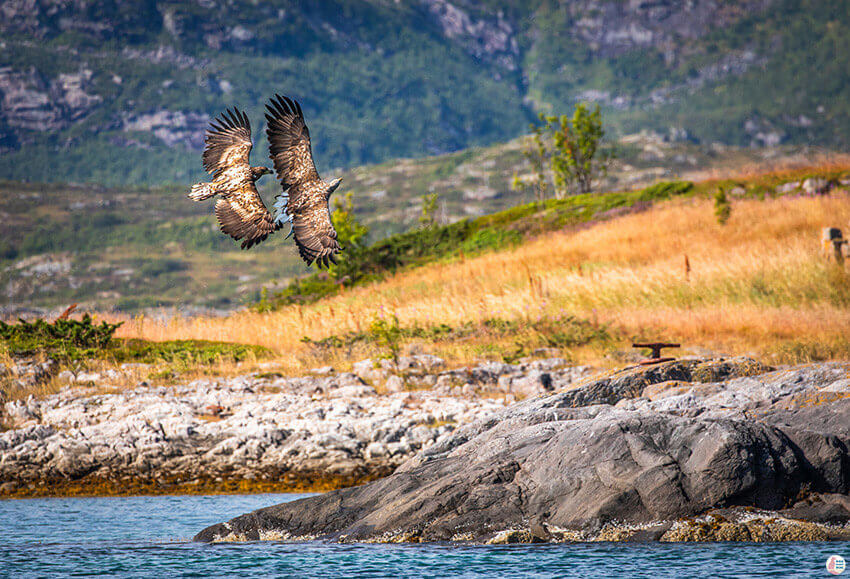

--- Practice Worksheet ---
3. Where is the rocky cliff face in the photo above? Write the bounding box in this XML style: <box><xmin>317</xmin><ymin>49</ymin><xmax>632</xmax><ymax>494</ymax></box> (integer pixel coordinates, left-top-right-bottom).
<box><xmin>416</xmin><ymin>0</ymin><xmax>519</xmax><ymax>70</ymax></box>
<box><xmin>122</xmin><ymin>110</ymin><xmax>208</xmax><ymax>149</ymax></box>
<box><xmin>563</xmin><ymin>0</ymin><xmax>773</xmax><ymax>59</ymax></box>
<box><xmin>0</xmin><ymin>0</ymin><xmax>162</xmax><ymax>41</ymax></box>
<box><xmin>0</xmin><ymin>66</ymin><xmax>101</xmax><ymax>134</ymax></box>
<box><xmin>1</xmin><ymin>0</ymin><xmax>833</xmax><ymax>184</ymax></box>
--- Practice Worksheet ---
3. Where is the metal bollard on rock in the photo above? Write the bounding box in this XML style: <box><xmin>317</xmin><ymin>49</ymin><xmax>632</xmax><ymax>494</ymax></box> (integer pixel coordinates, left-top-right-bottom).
<box><xmin>822</xmin><ymin>227</ymin><xmax>847</xmax><ymax>266</ymax></box>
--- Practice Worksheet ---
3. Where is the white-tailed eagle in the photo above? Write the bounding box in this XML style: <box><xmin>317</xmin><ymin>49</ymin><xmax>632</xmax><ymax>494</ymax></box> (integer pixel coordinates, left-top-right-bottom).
<box><xmin>188</xmin><ymin>96</ymin><xmax>342</xmax><ymax>268</ymax></box>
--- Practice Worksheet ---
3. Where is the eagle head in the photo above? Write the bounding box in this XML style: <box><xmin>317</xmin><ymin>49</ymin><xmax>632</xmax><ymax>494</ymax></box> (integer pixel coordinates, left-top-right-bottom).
<box><xmin>327</xmin><ymin>177</ymin><xmax>343</xmax><ymax>195</ymax></box>
<box><xmin>251</xmin><ymin>166</ymin><xmax>273</xmax><ymax>181</ymax></box>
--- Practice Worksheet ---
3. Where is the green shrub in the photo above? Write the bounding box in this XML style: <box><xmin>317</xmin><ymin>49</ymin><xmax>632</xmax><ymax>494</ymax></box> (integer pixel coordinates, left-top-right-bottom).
<box><xmin>111</xmin><ymin>338</ymin><xmax>268</xmax><ymax>365</ymax></box>
<box><xmin>139</xmin><ymin>258</ymin><xmax>189</xmax><ymax>277</ymax></box>
<box><xmin>368</xmin><ymin>315</ymin><xmax>403</xmax><ymax>361</ymax></box>
<box><xmin>0</xmin><ymin>239</ymin><xmax>17</xmax><ymax>260</ymax></box>
<box><xmin>637</xmin><ymin>180</ymin><xmax>694</xmax><ymax>202</ymax></box>
<box><xmin>714</xmin><ymin>185</ymin><xmax>732</xmax><ymax>225</ymax></box>
<box><xmin>0</xmin><ymin>314</ymin><xmax>122</xmax><ymax>362</ymax></box>
<box><xmin>0</xmin><ymin>314</ymin><xmax>268</xmax><ymax>369</ymax></box>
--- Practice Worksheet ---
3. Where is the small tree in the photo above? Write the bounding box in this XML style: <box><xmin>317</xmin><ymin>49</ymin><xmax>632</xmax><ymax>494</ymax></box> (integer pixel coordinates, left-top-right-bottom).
<box><xmin>714</xmin><ymin>185</ymin><xmax>732</xmax><ymax>225</ymax></box>
<box><xmin>329</xmin><ymin>192</ymin><xmax>369</xmax><ymax>281</ymax></box>
<box><xmin>513</xmin><ymin>103</ymin><xmax>612</xmax><ymax>201</ymax></box>
<box><xmin>542</xmin><ymin>103</ymin><xmax>611</xmax><ymax>197</ymax></box>
<box><xmin>419</xmin><ymin>192</ymin><xmax>440</xmax><ymax>228</ymax></box>
<box><xmin>368</xmin><ymin>314</ymin><xmax>403</xmax><ymax>362</ymax></box>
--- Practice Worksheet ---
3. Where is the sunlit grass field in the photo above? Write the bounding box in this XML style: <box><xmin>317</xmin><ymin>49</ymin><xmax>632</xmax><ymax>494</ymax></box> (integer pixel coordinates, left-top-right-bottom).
<box><xmin>115</xmin><ymin>175</ymin><xmax>850</xmax><ymax>371</ymax></box>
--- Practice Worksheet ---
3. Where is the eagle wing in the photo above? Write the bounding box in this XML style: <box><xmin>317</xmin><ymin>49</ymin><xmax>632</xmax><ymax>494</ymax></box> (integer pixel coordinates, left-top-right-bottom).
<box><xmin>203</xmin><ymin>108</ymin><xmax>252</xmax><ymax>179</ymax></box>
<box><xmin>265</xmin><ymin>94</ymin><xmax>340</xmax><ymax>268</ymax></box>
<box><xmin>290</xmin><ymin>190</ymin><xmax>341</xmax><ymax>268</ymax></box>
<box><xmin>214</xmin><ymin>186</ymin><xmax>278</xmax><ymax>250</ymax></box>
<box><xmin>203</xmin><ymin>108</ymin><xmax>278</xmax><ymax>250</ymax></box>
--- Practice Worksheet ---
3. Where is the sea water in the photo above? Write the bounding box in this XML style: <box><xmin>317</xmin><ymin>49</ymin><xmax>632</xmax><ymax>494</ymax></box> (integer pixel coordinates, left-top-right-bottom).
<box><xmin>0</xmin><ymin>494</ymin><xmax>846</xmax><ymax>578</ymax></box>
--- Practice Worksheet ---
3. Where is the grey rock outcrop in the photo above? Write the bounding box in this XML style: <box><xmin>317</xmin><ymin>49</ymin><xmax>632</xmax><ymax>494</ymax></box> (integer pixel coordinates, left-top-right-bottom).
<box><xmin>418</xmin><ymin>0</ymin><xmax>519</xmax><ymax>70</ymax></box>
<box><xmin>564</xmin><ymin>0</ymin><xmax>772</xmax><ymax>57</ymax></box>
<box><xmin>0</xmin><ymin>66</ymin><xmax>101</xmax><ymax>134</ymax></box>
<box><xmin>122</xmin><ymin>110</ymin><xmax>208</xmax><ymax>149</ymax></box>
<box><xmin>196</xmin><ymin>359</ymin><xmax>850</xmax><ymax>543</ymax></box>
<box><xmin>3</xmin><ymin>356</ymin><xmax>553</xmax><ymax>495</ymax></box>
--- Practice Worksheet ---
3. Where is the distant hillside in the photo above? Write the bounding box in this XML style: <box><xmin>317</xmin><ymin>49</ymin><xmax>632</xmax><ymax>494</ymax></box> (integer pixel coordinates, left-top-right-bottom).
<box><xmin>0</xmin><ymin>0</ymin><xmax>848</xmax><ymax>185</ymax></box>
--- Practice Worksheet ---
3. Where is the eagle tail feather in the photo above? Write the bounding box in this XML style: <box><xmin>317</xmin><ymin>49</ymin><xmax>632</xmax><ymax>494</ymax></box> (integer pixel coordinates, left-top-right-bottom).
<box><xmin>272</xmin><ymin>193</ymin><xmax>292</xmax><ymax>227</ymax></box>
<box><xmin>188</xmin><ymin>182</ymin><xmax>216</xmax><ymax>201</ymax></box>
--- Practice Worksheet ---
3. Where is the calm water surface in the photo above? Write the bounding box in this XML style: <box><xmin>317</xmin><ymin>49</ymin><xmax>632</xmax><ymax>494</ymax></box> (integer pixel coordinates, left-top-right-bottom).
<box><xmin>1</xmin><ymin>493</ymin><xmax>847</xmax><ymax>578</ymax></box>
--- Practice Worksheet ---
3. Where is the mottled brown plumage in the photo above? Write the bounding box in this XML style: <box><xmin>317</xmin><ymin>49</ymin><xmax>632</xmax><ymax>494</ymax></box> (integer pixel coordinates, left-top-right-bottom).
<box><xmin>188</xmin><ymin>108</ymin><xmax>276</xmax><ymax>250</ymax></box>
<box><xmin>265</xmin><ymin>94</ymin><xmax>342</xmax><ymax>268</ymax></box>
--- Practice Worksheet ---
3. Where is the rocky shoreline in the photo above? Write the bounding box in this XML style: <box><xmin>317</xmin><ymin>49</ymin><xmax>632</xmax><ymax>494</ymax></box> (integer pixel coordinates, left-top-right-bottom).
<box><xmin>4</xmin><ymin>354</ymin><xmax>850</xmax><ymax>543</ymax></box>
<box><xmin>0</xmin><ymin>355</ymin><xmax>586</xmax><ymax>498</ymax></box>
<box><xmin>194</xmin><ymin>358</ymin><xmax>850</xmax><ymax>543</ymax></box>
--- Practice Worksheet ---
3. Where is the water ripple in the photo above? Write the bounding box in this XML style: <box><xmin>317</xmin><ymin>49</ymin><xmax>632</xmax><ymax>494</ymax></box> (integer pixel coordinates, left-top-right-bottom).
<box><xmin>1</xmin><ymin>494</ymin><xmax>846</xmax><ymax>577</ymax></box>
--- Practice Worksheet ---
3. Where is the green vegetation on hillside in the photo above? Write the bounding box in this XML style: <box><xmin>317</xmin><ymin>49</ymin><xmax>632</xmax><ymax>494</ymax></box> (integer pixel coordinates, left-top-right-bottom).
<box><xmin>603</xmin><ymin>0</ymin><xmax>850</xmax><ymax>147</ymax></box>
<box><xmin>256</xmin><ymin>180</ymin><xmax>695</xmax><ymax>309</ymax></box>
<box><xmin>0</xmin><ymin>314</ymin><xmax>268</xmax><ymax>366</ymax></box>
<box><xmin>0</xmin><ymin>0</ymin><xmax>527</xmax><ymax>184</ymax></box>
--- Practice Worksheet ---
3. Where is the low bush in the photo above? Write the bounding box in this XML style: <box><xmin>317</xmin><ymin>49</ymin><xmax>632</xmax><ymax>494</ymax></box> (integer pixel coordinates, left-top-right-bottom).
<box><xmin>0</xmin><ymin>315</ymin><xmax>268</xmax><ymax>366</ymax></box>
<box><xmin>0</xmin><ymin>314</ymin><xmax>122</xmax><ymax>362</ymax></box>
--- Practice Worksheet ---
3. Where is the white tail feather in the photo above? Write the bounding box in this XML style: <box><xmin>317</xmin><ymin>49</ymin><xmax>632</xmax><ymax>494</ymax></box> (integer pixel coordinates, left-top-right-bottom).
<box><xmin>188</xmin><ymin>182</ymin><xmax>216</xmax><ymax>201</ymax></box>
<box><xmin>273</xmin><ymin>194</ymin><xmax>291</xmax><ymax>226</ymax></box>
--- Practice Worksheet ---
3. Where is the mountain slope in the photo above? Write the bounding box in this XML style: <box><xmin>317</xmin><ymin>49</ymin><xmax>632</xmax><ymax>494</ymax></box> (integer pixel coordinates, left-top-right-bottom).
<box><xmin>0</xmin><ymin>0</ymin><xmax>848</xmax><ymax>185</ymax></box>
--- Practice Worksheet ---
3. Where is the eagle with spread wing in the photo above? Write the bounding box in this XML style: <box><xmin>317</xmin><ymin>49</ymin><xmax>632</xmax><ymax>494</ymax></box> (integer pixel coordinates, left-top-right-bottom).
<box><xmin>188</xmin><ymin>96</ymin><xmax>342</xmax><ymax>267</ymax></box>
<box><xmin>265</xmin><ymin>94</ymin><xmax>342</xmax><ymax>268</ymax></box>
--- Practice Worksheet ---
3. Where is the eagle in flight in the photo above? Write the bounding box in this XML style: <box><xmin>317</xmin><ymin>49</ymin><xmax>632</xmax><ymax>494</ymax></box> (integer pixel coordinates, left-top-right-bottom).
<box><xmin>188</xmin><ymin>95</ymin><xmax>342</xmax><ymax>267</ymax></box>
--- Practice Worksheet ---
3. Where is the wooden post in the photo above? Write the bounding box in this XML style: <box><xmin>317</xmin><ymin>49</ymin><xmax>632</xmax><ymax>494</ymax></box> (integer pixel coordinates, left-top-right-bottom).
<box><xmin>823</xmin><ymin>228</ymin><xmax>847</xmax><ymax>266</ymax></box>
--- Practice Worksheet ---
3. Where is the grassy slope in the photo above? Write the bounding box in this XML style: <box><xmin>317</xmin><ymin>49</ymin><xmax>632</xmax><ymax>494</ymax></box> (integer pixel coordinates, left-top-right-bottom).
<box><xmin>3</xmin><ymin>135</ymin><xmax>823</xmax><ymax>314</ymax></box>
<box><xmin>117</xmin><ymin>161</ymin><xmax>850</xmax><ymax>371</ymax></box>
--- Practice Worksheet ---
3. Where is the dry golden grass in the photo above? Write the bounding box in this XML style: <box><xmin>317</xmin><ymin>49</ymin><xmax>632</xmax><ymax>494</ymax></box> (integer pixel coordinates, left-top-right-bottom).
<box><xmin>682</xmin><ymin>150</ymin><xmax>850</xmax><ymax>183</ymax></box>
<box><xmin>114</xmin><ymin>189</ymin><xmax>850</xmax><ymax>368</ymax></box>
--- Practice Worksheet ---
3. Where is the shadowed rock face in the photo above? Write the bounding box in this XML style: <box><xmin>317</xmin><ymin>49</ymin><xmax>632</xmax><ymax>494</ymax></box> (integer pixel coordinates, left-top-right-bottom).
<box><xmin>195</xmin><ymin>359</ymin><xmax>850</xmax><ymax>543</ymax></box>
